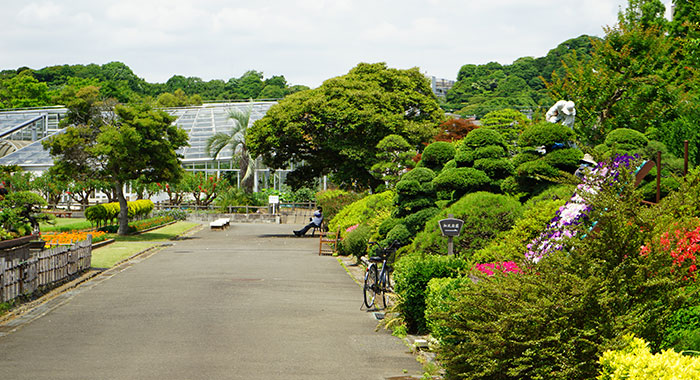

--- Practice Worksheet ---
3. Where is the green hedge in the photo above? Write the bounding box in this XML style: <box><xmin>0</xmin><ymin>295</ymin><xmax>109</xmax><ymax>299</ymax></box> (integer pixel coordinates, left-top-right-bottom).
<box><xmin>316</xmin><ymin>189</ymin><xmax>364</xmax><ymax>222</ymax></box>
<box><xmin>338</xmin><ymin>224</ymin><xmax>372</xmax><ymax>260</ymax></box>
<box><xmin>85</xmin><ymin>199</ymin><xmax>154</xmax><ymax>226</ymax></box>
<box><xmin>393</xmin><ymin>252</ymin><xmax>469</xmax><ymax>334</ymax></box>
<box><xmin>421</xmin><ymin>141</ymin><xmax>456</xmax><ymax>171</ymax></box>
<box><xmin>432</xmin><ymin>167</ymin><xmax>490</xmax><ymax>200</ymax></box>
<box><xmin>425</xmin><ymin>277</ymin><xmax>469</xmax><ymax>344</ymax></box>
<box><xmin>518</xmin><ymin>122</ymin><xmax>575</xmax><ymax>148</ymax></box>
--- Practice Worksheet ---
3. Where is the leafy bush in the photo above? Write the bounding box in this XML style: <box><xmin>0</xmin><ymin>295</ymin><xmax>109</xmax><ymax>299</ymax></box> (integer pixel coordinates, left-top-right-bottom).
<box><xmin>339</xmin><ymin>224</ymin><xmax>371</xmax><ymax>260</ymax></box>
<box><xmin>425</xmin><ymin>276</ymin><xmax>469</xmax><ymax>345</ymax></box>
<box><xmin>403</xmin><ymin>207</ymin><xmax>439</xmax><ymax>235</ymax></box>
<box><xmin>289</xmin><ymin>187</ymin><xmax>316</xmax><ymax>203</ymax></box>
<box><xmin>421</xmin><ymin>141</ymin><xmax>456</xmax><ymax>171</ymax></box>
<box><xmin>602</xmin><ymin>128</ymin><xmax>649</xmax><ymax>153</ymax></box>
<box><xmin>543</xmin><ymin>148</ymin><xmax>584</xmax><ymax>171</ymax></box>
<box><xmin>327</xmin><ymin>191</ymin><xmax>394</xmax><ymax>238</ymax></box>
<box><xmin>459</xmin><ymin>127</ymin><xmax>506</xmax><ymax>149</ymax></box>
<box><xmin>316</xmin><ymin>189</ymin><xmax>364</xmax><ymax>222</ymax></box>
<box><xmin>384</xmin><ymin>223</ymin><xmax>411</xmax><ymax>247</ymax></box>
<box><xmin>413</xmin><ymin>192</ymin><xmax>523</xmax><ymax>259</ymax></box>
<box><xmin>432</xmin><ymin>167</ymin><xmax>490</xmax><ymax>200</ymax></box>
<box><xmin>598</xmin><ymin>335</ymin><xmax>700</xmax><ymax>380</ymax></box>
<box><xmin>0</xmin><ymin>191</ymin><xmax>47</xmax><ymax>238</ymax></box>
<box><xmin>518</xmin><ymin>121</ymin><xmax>575</xmax><ymax>148</ymax></box>
<box><xmin>154</xmin><ymin>208</ymin><xmax>187</xmax><ymax>221</ymax></box>
<box><xmin>455</xmin><ymin>145</ymin><xmax>506</xmax><ymax>166</ymax></box>
<box><xmin>661</xmin><ymin>305</ymin><xmax>700</xmax><ymax>352</ymax></box>
<box><xmin>471</xmin><ymin>197</ymin><xmax>566</xmax><ymax>263</ymax></box>
<box><xmin>393</xmin><ymin>252</ymin><xmax>469</xmax><ymax>334</ymax></box>
<box><xmin>473</xmin><ymin>157</ymin><xmax>514</xmax><ymax>179</ymax></box>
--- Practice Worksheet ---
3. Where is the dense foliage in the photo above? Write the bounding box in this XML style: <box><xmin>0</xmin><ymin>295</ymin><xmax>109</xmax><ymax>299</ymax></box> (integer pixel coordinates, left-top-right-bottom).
<box><xmin>247</xmin><ymin>62</ymin><xmax>444</xmax><ymax>190</ymax></box>
<box><xmin>0</xmin><ymin>62</ymin><xmax>308</xmax><ymax>108</ymax></box>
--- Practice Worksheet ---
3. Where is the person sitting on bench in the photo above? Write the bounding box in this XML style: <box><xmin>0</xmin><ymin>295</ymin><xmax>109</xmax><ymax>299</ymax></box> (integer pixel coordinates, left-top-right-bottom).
<box><xmin>294</xmin><ymin>207</ymin><xmax>323</xmax><ymax>236</ymax></box>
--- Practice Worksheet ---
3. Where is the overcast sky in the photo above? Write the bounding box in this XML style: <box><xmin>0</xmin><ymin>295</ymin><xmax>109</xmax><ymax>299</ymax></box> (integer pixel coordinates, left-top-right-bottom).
<box><xmin>0</xmin><ymin>0</ymin><xmax>675</xmax><ymax>88</ymax></box>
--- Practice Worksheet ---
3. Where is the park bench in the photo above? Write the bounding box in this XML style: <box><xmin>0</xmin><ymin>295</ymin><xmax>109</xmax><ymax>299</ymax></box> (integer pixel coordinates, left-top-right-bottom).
<box><xmin>209</xmin><ymin>218</ymin><xmax>230</xmax><ymax>230</ymax></box>
<box><xmin>319</xmin><ymin>228</ymin><xmax>341</xmax><ymax>256</ymax></box>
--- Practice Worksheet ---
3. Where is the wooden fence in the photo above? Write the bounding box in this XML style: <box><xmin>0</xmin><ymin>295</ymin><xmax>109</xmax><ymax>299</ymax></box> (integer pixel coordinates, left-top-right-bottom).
<box><xmin>0</xmin><ymin>237</ymin><xmax>92</xmax><ymax>303</ymax></box>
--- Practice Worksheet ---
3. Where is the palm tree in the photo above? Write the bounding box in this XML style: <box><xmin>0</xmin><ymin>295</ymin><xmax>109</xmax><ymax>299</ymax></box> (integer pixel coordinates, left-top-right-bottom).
<box><xmin>206</xmin><ymin>106</ymin><xmax>257</xmax><ymax>193</ymax></box>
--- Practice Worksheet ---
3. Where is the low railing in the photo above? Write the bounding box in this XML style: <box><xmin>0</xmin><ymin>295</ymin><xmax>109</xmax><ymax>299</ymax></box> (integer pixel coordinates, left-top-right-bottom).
<box><xmin>0</xmin><ymin>237</ymin><xmax>92</xmax><ymax>303</ymax></box>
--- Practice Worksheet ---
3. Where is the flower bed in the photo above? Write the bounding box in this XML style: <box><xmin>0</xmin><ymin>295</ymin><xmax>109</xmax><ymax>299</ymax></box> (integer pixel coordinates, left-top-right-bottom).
<box><xmin>41</xmin><ymin>230</ymin><xmax>108</xmax><ymax>247</ymax></box>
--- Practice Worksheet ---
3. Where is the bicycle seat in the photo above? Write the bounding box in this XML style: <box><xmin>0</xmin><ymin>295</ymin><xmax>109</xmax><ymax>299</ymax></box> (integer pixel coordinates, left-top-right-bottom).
<box><xmin>369</xmin><ymin>255</ymin><xmax>384</xmax><ymax>262</ymax></box>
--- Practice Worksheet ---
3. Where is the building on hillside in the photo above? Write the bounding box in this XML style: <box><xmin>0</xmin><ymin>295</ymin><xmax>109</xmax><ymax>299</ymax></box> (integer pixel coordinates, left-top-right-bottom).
<box><xmin>428</xmin><ymin>76</ymin><xmax>455</xmax><ymax>98</ymax></box>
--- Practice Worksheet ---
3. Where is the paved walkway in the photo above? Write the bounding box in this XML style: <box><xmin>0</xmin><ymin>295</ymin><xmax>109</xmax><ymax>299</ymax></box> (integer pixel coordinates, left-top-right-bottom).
<box><xmin>0</xmin><ymin>223</ymin><xmax>422</xmax><ymax>380</ymax></box>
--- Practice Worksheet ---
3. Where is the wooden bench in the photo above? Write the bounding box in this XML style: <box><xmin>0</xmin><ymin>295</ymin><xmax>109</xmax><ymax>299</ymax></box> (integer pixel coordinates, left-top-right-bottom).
<box><xmin>319</xmin><ymin>229</ymin><xmax>341</xmax><ymax>256</ymax></box>
<box><xmin>209</xmin><ymin>218</ymin><xmax>230</xmax><ymax>230</ymax></box>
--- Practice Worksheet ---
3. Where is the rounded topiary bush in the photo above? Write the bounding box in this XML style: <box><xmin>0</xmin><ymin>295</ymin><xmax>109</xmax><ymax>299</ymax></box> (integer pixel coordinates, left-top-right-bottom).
<box><xmin>395</xmin><ymin>180</ymin><xmax>422</xmax><ymax>196</ymax></box>
<box><xmin>518</xmin><ymin>122</ymin><xmax>575</xmax><ymax>148</ymax></box>
<box><xmin>516</xmin><ymin>159</ymin><xmax>560</xmax><ymax>178</ymax></box>
<box><xmin>421</xmin><ymin>141</ymin><xmax>456</xmax><ymax>171</ymax></box>
<box><xmin>401</xmin><ymin>167</ymin><xmax>436</xmax><ymax>183</ymax></box>
<box><xmin>432</xmin><ymin>167</ymin><xmax>490</xmax><ymax>200</ymax></box>
<box><xmin>413</xmin><ymin>191</ymin><xmax>523</xmax><ymax>258</ymax></box>
<box><xmin>403</xmin><ymin>207</ymin><xmax>440</xmax><ymax>235</ymax></box>
<box><xmin>460</xmin><ymin>128</ymin><xmax>506</xmax><ymax>150</ymax></box>
<box><xmin>605</xmin><ymin>128</ymin><xmax>648</xmax><ymax>150</ymax></box>
<box><xmin>339</xmin><ymin>224</ymin><xmax>372</xmax><ymax>260</ymax></box>
<box><xmin>543</xmin><ymin>148</ymin><xmax>584</xmax><ymax>171</ymax></box>
<box><xmin>384</xmin><ymin>223</ymin><xmax>411</xmax><ymax>247</ymax></box>
<box><xmin>473</xmin><ymin>157</ymin><xmax>514</xmax><ymax>179</ymax></box>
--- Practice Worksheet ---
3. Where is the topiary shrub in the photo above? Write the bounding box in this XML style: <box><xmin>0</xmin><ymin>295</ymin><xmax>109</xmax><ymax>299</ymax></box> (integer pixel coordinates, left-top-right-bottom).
<box><xmin>394</xmin><ymin>168</ymin><xmax>437</xmax><ymax>218</ymax></box>
<box><xmin>413</xmin><ymin>192</ymin><xmax>522</xmax><ymax>259</ymax></box>
<box><xmin>403</xmin><ymin>207</ymin><xmax>439</xmax><ymax>235</ymax></box>
<box><xmin>543</xmin><ymin>148</ymin><xmax>584</xmax><ymax>171</ymax></box>
<box><xmin>518</xmin><ymin>121</ymin><xmax>575</xmax><ymax>148</ymax></box>
<box><xmin>603</xmin><ymin>128</ymin><xmax>649</xmax><ymax>152</ymax></box>
<box><xmin>459</xmin><ymin>128</ymin><xmax>506</xmax><ymax>150</ymax></box>
<box><xmin>384</xmin><ymin>223</ymin><xmax>411</xmax><ymax>247</ymax></box>
<box><xmin>393</xmin><ymin>252</ymin><xmax>469</xmax><ymax>334</ymax></box>
<box><xmin>473</xmin><ymin>157</ymin><xmax>514</xmax><ymax>179</ymax></box>
<box><xmin>455</xmin><ymin>145</ymin><xmax>506</xmax><ymax>166</ymax></box>
<box><xmin>432</xmin><ymin>167</ymin><xmax>491</xmax><ymax>201</ymax></box>
<box><xmin>420</xmin><ymin>141</ymin><xmax>456</xmax><ymax>172</ymax></box>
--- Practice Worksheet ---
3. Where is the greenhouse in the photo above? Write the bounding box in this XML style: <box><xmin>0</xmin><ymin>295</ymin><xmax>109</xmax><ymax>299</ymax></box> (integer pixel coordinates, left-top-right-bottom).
<box><xmin>0</xmin><ymin>101</ymin><xmax>294</xmax><ymax>191</ymax></box>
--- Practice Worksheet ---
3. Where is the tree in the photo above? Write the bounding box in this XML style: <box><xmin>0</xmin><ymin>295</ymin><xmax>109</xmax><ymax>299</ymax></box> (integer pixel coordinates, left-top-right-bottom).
<box><xmin>45</xmin><ymin>101</ymin><xmax>189</xmax><ymax>235</ymax></box>
<box><xmin>0</xmin><ymin>70</ymin><xmax>51</xmax><ymax>108</ymax></box>
<box><xmin>206</xmin><ymin>106</ymin><xmax>257</xmax><ymax>193</ymax></box>
<box><xmin>480</xmin><ymin>108</ymin><xmax>532</xmax><ymax>145</ymax></box>
<box><xmin>370</xmin><ymin>134</ymin><xmax>417</xmax><ymax>188</ymax></box>
<box><xmin>247</xmin><ymin>62</ymin><xmax>444</xmax><ymax>190</ymax></box>
<box><xmin>433</xmin><ymin>118</ymin><xmax>479</xmax><ymax>143</ymax></box>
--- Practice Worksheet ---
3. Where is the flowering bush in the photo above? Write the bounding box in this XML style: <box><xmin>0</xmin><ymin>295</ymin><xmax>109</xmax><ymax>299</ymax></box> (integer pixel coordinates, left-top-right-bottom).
<box><xmin>640</xmin><ymin>222</ymin><xmax>700</xmax><ymax>280</ymax></box>
<box><xmin>526</xmin><ymin>154</ymin><xmax>637</xmax><ymax>263</ymax></box>
<box><xmin>473</xmin><ymin>261</ymin><xmax>522</xmax><ymax>276</ymax></box>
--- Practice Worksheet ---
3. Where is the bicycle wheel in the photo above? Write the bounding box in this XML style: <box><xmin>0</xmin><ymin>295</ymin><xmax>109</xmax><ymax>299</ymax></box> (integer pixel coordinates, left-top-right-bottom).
<box><xmin>378</xmin><ymin>267</ymin><xmax>388</xmax><ymax>309</ymax></box>
<box><xmin>364</xmin><ymin>264</ymin><xmax>378</xmax><ymax>309</ymax></box>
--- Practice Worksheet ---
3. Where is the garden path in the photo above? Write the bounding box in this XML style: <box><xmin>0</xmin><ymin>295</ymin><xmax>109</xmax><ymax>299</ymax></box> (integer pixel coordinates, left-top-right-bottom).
<box><xmin>0</xmin><ymin>223</ymin><xmax>422</xmax><ymax>379</ymax></box>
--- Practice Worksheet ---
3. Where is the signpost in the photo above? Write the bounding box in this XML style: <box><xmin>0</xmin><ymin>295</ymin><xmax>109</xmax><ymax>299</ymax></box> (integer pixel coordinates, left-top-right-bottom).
<box><xmin>268</xmin><ymin>195</ymin><xmax>280</xmax><ymax>215</ymax></box>
<box><xmin>438</xmin><ymin>214</ymin><xmax>464</xmax><ymax>256</ymax></box>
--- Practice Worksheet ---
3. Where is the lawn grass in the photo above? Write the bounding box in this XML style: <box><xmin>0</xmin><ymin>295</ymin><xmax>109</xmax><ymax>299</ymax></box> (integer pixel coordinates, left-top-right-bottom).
<box><xmin>40</xmin><ymin>217</ymin><xmax>93</xmax><ymax>232</ymax></box>
<box><xmin>91</xmin><ymin>221</ymin><xmax>200</xmax><ymax>268</ymax></box>
<box><xmin>91</xmin><ymin>242</ymin><xmax>161</xmax><ymax>268</ymax></box>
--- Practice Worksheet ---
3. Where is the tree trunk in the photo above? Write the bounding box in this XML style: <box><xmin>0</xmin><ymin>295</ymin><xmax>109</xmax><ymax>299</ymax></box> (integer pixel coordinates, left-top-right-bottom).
<box><xmin>115</xmin><ymin>181</ymin><xmax>130</xmax><ymax>235</ymax></box>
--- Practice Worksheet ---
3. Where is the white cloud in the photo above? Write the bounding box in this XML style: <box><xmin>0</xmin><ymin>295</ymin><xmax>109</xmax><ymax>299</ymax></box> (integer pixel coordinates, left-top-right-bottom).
<box><xmin>0</xmin><ymin>0</ymin><xmax>676</xmax><ymax>87</ymax></box>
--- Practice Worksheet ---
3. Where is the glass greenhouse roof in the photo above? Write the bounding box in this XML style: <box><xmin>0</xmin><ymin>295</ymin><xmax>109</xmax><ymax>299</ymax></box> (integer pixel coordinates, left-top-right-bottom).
<box><xmin>0</xmin><ymin>102</ymin><xmax>276</xmax><ymax>168</ymax></box>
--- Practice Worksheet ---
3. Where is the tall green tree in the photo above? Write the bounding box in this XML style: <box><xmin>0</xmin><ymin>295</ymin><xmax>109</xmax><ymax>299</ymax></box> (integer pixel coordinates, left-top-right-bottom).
<box><xmin>247</xmin><ymin>62</ymin><xmax>444</xmax><ymax>190</ymax></box>
<box><xmin>44</xmin><ymin>99</ymin><xmax>189</xmax><ymax>235</ymax></box>
<box><xmin>206</xmin><ymin>106</ymin><xmax>256</xmax><ymax>192</ymax></box>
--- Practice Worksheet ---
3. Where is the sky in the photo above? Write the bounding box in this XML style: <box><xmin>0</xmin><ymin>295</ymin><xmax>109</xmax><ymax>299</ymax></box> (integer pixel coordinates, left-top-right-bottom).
<box><xmin>0</xmin><ymin>0</ymin><xmax>675</xmax><ymax>88</ymax></box>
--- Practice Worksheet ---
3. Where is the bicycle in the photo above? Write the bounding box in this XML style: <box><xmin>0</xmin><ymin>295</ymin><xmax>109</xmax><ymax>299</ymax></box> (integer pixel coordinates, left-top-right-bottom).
<box><xmin>363</xmin><ymin>240</ymin><xmax>398</xmax><ymax>310</ymax></box>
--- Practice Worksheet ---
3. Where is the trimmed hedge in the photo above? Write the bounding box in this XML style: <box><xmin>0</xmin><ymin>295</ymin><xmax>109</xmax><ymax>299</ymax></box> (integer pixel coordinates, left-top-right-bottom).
<box><xmin>432</xmin><ymin>167</ymin><xmax>491</xmax><ymax>200</ymax></box>
<box><xmin>327</xmin><ymin>191</ymin><xmax>394</xmax><ymax>238</ymax></box>
<box><xmin>85</xmin><ymin>199</ymin><xmax>154</xmax><ymax>227</ymax></box>
<box><xmin>518</xmin><ymin>122</ymin><xmax>575</xmax><ymax>148</ymax></box>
